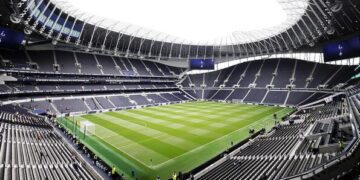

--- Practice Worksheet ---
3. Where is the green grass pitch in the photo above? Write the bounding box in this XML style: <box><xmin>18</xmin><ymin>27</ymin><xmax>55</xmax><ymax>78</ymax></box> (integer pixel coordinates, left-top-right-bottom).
<box><xmin>58</xmin><ymin>101</ymin><xmax>293</xmax><ymax>180</ymax></box>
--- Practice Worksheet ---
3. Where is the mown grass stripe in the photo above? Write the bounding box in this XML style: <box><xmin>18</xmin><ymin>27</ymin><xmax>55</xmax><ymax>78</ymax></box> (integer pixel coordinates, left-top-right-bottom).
<box><xmin>82</xmin><ymin>114</ymin><xmax>187</xmax><ymax>158</ymax></box>
<box><xmin>134</xmin><ymin>105</ymin><xmax>261</xmax><ymax>133</ymax></box>
<box><xmin>96</xmin><ymin>113</ymin><xmax>200</xmax><ymax>151</ymax></box>
<box><xmin>107</xmin><ymin>111</ymin><xmax>214</xmax><ymax>144</ymax></box>
<box><xmin>58</xmin><ymin>102</ymin><xmax>294</xmax><ymax>180</ymax></box>
<box><xmin>147</xmin><ymin>104</ymin><xmax>261</xmax><ymax>121</ymax></box>
<box><xmin>74</xmin><ymin>116</ymin><xmax>172</xmax><ymax>165</ymax></box>
<box><xmin>149</xmin><ymin>102</ymin><xmax>258</xmax><ymax>115</ymax></box>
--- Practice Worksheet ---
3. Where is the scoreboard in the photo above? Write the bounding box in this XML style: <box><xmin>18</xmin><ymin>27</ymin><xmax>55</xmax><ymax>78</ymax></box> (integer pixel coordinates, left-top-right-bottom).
<box><xmin>189</xmin><ymin>59</ymin><xmax>215</xmax><ymax>70</ymax></box>
<box><xmin>323</xmin><ymin>36</ymin><xmax>360</xmax><ymax>62</ymax></box>
<box><xmin>0</xmin><ymin>27</ymin><xmax>25</xmax><ymax>49</ymax></box>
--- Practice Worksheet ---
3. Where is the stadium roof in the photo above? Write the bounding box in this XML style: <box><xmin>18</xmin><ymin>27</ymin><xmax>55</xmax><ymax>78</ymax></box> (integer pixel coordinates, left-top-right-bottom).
<box><xmin>6</xmin><ymin>0</ymin><xmax>359</xmax><ymax>61</ymax></box>
<box><xmin>53</xmin><ymin>0</ymin><xmax>309</xmax><ymax>45</ymax></box>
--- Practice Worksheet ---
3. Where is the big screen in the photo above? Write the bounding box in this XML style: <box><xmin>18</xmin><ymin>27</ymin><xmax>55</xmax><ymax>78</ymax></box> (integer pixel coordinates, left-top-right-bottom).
<box><xmin>189</xmin><ymin>59</ymin><xmax>215</xmax><ymax>70</ymax></box>
<box><xmin>323</xmin><ymin>36</ymin><xmax>360</xmax><ymax>62</ymax></box>
<box><xmin>0</xmin><ymin>27</ymin><xmax>25</xmax><ymax>49</ymax></box>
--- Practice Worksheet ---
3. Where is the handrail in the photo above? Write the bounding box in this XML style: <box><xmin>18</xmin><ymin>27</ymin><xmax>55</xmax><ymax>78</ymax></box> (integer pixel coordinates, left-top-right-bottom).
<box><xmin>281</xmin><ymin>94</ymin><xmax>360</xmax><ymax>179</ymax></box>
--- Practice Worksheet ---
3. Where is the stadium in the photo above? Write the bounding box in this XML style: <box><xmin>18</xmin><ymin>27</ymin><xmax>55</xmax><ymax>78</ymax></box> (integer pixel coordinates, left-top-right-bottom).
<box><xmin>0</xmin><ymin>0</ymin><xmax>360</xmax><ymax>179</ymax></box>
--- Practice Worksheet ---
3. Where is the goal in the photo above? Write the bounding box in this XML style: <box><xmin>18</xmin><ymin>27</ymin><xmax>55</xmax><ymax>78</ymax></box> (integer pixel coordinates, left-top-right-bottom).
<box><xmin>80</xmin><ymin>121</ymin><xmax>95</xmax><ymax>136</ymax></box>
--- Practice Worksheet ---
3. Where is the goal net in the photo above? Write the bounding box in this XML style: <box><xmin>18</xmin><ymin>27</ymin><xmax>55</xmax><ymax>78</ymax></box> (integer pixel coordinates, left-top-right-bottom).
<box><xmin>232</xmin><ymin>99</ymin><xmax>243</xmax><ymax>103</ymax></box>
<box><xmin>80</xmin><ymin>121</ymin><xmax>95</xmax><ymax>136</ymax></box>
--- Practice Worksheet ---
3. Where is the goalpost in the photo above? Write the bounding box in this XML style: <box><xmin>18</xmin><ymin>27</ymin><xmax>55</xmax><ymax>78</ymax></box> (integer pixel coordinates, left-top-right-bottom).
<box><xmin>80</xmin><ymin>121</ymin><xmax>96</xmax><ymax>137</ymax></box>
<box><xmin>232</xmin><ymin>99</ymin><xmax>243</xmax><ymax>104</ymax></box>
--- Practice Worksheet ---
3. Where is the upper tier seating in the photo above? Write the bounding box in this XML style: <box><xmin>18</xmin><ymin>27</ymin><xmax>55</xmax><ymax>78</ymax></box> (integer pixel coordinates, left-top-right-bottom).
<box><xmin>76</xmin><ymin>53</ymin><xmax>102</xmax><ymax>74</ymax></box>
<box><xmin>0</xmin><ymin>50</ymin><xmax>183</xmax><ymax>77</ymax></box>
<box><xmin>181</xmin><ymin>59</ymin><xmax>353</xmax><ymax>106</ymax></box>
<box><xmin>182</xmin><ymin>59</ymin><xmax>353</xmax><ymax>89</ymax></box>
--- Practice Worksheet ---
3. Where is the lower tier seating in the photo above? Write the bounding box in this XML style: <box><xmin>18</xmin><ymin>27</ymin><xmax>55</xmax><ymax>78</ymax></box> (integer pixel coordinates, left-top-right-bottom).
<box><xmin>197</xmin><ymin>95</ymin><xmax>353</xmax><ymax>180</ymax></box>
<box><xmin>0</xmin><ymin>110</ymin><xmax>97</xmax><ymax>180</ymax></box>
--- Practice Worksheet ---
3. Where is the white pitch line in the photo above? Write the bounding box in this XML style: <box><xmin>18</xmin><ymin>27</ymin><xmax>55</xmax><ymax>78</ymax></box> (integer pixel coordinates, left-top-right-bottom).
<box><xmin>80</xmin><ymin>104</ymin><xmax>291</xmax><ymax>170</ymax></box>
<box><xmin>87</xmin><ymin>126</ymin><xmax>170</xmax><ymax>168</ymax></box>
<box><xmin>151</xmin><ymin>108</ymin><xmax>288</xmax><ymax>169</ymax></box>
<box><xmin>116</xmin><ymin>134</ymin><xmax>168</xmax><ymax>149</ymax></box>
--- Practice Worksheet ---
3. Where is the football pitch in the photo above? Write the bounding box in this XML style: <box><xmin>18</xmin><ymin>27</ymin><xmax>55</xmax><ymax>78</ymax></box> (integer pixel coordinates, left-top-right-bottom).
<box><xmin>58</xmin><ymin>101</ymin><xmax>293</xmax><ymax>180</ymax></box>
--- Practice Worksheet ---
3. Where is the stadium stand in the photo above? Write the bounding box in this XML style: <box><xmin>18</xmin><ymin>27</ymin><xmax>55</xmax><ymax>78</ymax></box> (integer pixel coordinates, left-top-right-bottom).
<box><xmin>0</xmin><ymin>49</ymin><xmax>191</xmax><ymax>116</ymax></box>
<box><xmin>0</xmin><ymin>48</ymin><xmax>358</xmax><ymax>179</ymax></box>
<box><xmin>195</xmin><ymin>95</ymin><xmax>355</xmax><ymax>180</ymax></box>
<box><xmin>0</xmin><ymin>0</ymin><xmax>360</xmax><ymax>179</ymax></box>
<box><xmin>181</xmin><ymin>59</ymin><xmax>354</xmax><ymax>106</ymax></box>
<box><xmin>0</xmin><ymin>105</ymin><xmax>99</xmax><ymax>180</ymax></box>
